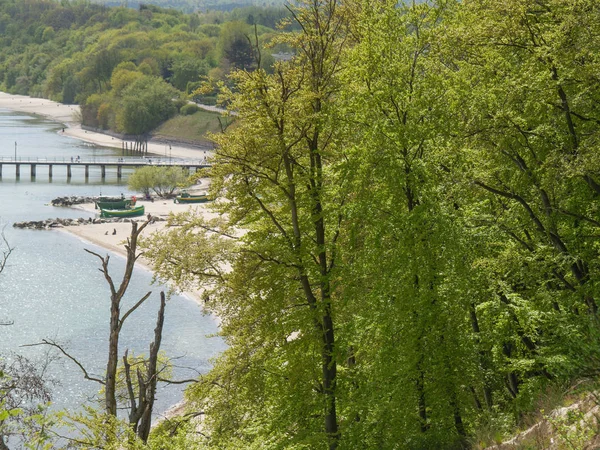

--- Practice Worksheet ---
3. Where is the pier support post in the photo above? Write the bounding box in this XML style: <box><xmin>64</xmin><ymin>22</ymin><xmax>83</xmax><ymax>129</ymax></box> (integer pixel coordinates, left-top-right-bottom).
<box><xmin>117</xmin><ymin>165</ymin><xmax>122</xmax><ymax>180</ymax></box>
<box><xmin>0</xmin><ymin>164</ymin><xmax>2</xmax><ymax>177</ymax></box>
<box><xmin>67</xmin><ymin>164</ymin><xmax>71</xmax><ymax>178</ymax></box>
<box><xmin>15</xmin><ymin>164</ymin><xmax>20</xmax><ymax>178</ymax></box>
<box><xmin>85</xmin><ymin>165</ymin><xmax>89</xmax><ymax>179</ymax></box>
<box><xmin>101</xmin><ymin>165</ymin><xmax>106</xmax><ymax>179</ymax></box>
<box><xmin>49</xmin><ymin>165</ymin><xmax>53</xmax><ymax>179</ymax></box>
<box><xmin>30</xmin><ymin>164</ymin><xmax>36</xmax><ymax>177</ymax></box>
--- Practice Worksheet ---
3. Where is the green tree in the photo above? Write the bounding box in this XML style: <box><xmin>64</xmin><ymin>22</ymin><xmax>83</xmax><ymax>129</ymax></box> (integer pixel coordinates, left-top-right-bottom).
<box><xmin>128</xmin><ymin>166</ymin><xmax>190</xmax><ymax>198</ymax></box>
<box><xmin>335</xmin><ymin>1</ymin><xmax>478</xmax><ymax>446</ymax></box>
<box><xmin>169</xmin><ymin>57</ymin><xmax>206</xmax><ymax>91</ymax></box>
<box><xmin>110</xmin><ymin>64</ymin><xmax>144</xmax><ymax>97</ymax></box>
<box><xmin>441</xmin><ymin>0</ymin><xmax>600</xmax><ymax>407</ymax></box>
<box><xmin>128</xmin><ymin>166</ymin><xmax>156</xmax><ymax>198</ymax></box>
<box><xmin>116</xmin><ymin>76</ymin><xmax>179</xmax><ymax>135</ymax></box>
<box><xmin>217</xmin><ymin>21</ymin><xmax>255</xmax><ymax>70</ymax></box>
<box><xmin>144</xmin><ymin>0</ymin><xmax>351</xmax><ymax>448</ymax></box>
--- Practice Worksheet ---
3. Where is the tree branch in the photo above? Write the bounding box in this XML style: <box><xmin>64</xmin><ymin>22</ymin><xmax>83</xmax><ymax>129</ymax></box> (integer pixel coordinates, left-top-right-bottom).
<box><xmin>23</xmin><ymin>340</ymin><xmax>104</xmax><ymax>385</ymax></box>
<box><xmin>118</xmin><ymin>291</ymin><xmax>152</xmax><ymax>333</ymax></box>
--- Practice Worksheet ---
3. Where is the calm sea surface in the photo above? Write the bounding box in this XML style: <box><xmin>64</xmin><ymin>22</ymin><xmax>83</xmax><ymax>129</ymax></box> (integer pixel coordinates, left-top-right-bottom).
<box><xmin>0</xmin><ymin>111</ymin><xmax>226</xmax><ymax>416</ymax></box>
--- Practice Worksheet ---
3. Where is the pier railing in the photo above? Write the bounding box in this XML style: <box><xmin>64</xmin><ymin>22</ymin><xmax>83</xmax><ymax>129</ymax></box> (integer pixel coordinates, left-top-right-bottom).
<box><xmin>0</xmin><ymin>156</ymin><xmax>209</xmax><ymax>166</ymax></box>
<box><xmin>0</xmin><ymin>156</ymin><xmax>210</xmax><ymax>179</ymax></box>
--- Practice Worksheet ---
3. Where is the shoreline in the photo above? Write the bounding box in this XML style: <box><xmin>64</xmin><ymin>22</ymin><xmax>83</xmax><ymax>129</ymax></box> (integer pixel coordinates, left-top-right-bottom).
<box><xmin>0</xmin><ymin>92</ymin><xmax>214</xmax><ymax>161</ymax></box>
<box><xmin>62</xmin><ymin>198</ymin><xmax>217</xmax><ymax>308</ymax></box>
<box><xmin>0</xmin><ymin>91</ymin><xmax>215</xmax><ymax>307</ymax></box>
<box><xmin>0</xmin><ymin>92</ymin><xmax>217</xmax><ymax>422</ymax></box>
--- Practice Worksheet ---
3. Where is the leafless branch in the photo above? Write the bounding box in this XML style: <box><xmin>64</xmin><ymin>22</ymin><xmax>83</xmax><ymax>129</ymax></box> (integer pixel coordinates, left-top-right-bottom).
<box><xmin>118</xmin><ymin>291</ymin><xmax>152</xmax><ymax>333</ymax></box>
<box><xmin>0</xmin><ymin>225</ymin><xmax>13</xmax><ymax>274</ymax></box>
<box><xmin>157</xmin><ymin>378</ymin><xmax>198</xmax><ymax>385</ymax></box>
<box><xmin>22</xmin><ymin>339</ymin><xmax>105</xmax><ymax>385</ymax></box>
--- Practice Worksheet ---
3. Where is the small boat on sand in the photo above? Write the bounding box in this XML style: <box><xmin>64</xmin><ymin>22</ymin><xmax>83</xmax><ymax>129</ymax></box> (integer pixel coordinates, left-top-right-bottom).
<box><xmin>95</xmin><ymin>196</ymin><xmax>137</xmax><ymax>210</ymax></box>
<box><xmin>100</xmin><ymin>204</ymin><xmax>145</xmax><ymax>218</ymax></box>
<box><xmin>174</xmin><ymin>192</ymin><xmax>210</xmax><ymax>204</ymax></box>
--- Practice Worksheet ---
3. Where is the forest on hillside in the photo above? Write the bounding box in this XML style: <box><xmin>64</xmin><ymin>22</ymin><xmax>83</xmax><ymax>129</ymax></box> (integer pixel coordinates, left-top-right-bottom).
<box><xmin>0</xmin><ymin>0</ymin><xmax>290</xmax><ymax>135</ymax></box>
<box><xmin>3</xmin><ymin>0</ymin><xmax>600</xmax><ymax>448</ymax></box>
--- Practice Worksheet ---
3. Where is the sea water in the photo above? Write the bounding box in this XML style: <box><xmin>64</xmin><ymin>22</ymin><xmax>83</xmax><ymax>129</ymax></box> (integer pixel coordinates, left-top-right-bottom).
<box><xmin>0</xmin><ymin>111</ymin><xmax>226</xmax><ymax>416</ymax></box>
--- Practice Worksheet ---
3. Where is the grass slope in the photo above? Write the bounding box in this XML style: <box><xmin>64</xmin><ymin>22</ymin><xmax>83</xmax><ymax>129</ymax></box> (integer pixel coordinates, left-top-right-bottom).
<box><xmin>153</xmin><ymin>110</ymin><xmax>234</xmax><ymax>145</ymax></box>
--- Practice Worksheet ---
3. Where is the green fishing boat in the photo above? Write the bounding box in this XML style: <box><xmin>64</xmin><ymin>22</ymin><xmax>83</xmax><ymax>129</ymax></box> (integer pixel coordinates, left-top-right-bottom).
<box><xmin>174</xmin><ymin>192</ymin><xmax>210</xmax><ymax>204</ymax></box>
<box><xmin>96</xmin><ymin>199</ymin><xmax>132</xmax><ymax>210</ymax></box>
<box><xmin>100</xmin><ymin>205</ymin><xmax>145</xmax><ymax>218</ymax></box>
<box><xmin>95</xmin><ymin>195</ymin><xmax>137</xmax><ymax>210</ymax></box>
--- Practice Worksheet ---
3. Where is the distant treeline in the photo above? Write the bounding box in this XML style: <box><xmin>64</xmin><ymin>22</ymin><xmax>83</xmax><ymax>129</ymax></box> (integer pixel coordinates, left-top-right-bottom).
<box><xmin>92</xmin><ymin>0</ymin><xmax>287</xmax><ymax>13</ymax></box>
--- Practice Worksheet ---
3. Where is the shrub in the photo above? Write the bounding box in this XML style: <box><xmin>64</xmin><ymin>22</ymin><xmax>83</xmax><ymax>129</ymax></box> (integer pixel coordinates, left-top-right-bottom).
<box><xmin>180</xmin><ymin>103</ymin><xmax>200</xmax><ymax>116</ymax></box>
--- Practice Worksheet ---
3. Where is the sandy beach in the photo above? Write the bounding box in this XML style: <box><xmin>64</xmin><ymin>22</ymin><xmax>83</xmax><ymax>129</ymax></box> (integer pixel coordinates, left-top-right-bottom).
<box><xmin>64</xmin><ymin>197</ymin><xmax>217</xmax><ymax>304</ymax></box>
<box><xmin>0</xmin><ymin>92</ymin><xmax>214</xmax><ymax>160</ymax></box>
<box><xmin>0</xmin><ymin>91</ymin><xmax>215</xmax><ymax>304</ymax></box>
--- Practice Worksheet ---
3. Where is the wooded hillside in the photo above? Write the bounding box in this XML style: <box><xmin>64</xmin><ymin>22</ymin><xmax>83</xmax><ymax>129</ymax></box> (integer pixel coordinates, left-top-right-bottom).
<box><xmin>0</xmin><ymin>0</ymin><xmax>288</xmax><ymax>135</ymax></box>
<box><xmin>3</xmin><ymin>0</ymin><xmax>600</xmax><ymax>448</ymax></box>
<box><xmin>143</xmin><ymin>0</ymin><xmax>600</xmax><ymax>448</ymax></box>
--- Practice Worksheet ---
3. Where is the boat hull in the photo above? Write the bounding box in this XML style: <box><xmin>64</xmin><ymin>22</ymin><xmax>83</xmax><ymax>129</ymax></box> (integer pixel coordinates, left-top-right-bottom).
<box><xmin>96</xmin><ymin>200</ymin><xmax>132</xmax><ymax>210</ymax></box>
<box><xmin>100</xmin><ymin>205</ymin><xmax>145</xmax><ymax>218</ymax></box>
<box><xmin>174</xmin><ymin>195</ymin><xmax>210</xmax><ymax>204</ymax></box>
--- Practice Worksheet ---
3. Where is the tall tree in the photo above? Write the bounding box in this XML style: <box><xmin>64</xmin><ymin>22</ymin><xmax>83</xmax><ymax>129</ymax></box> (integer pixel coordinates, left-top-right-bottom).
<box><xmin>337</xmin><ymin>0</ymin><xmax>477</xmax><ymax>446</ymax></box>
<box><xmin>145</xmin><ymin>0</ymin><xmax>350</xmax><ymax>447</ymax></box>
<box><xmin>442</xmin><ymin>0</ymin><xmax>600</xmax><ymax>400</ymax></box>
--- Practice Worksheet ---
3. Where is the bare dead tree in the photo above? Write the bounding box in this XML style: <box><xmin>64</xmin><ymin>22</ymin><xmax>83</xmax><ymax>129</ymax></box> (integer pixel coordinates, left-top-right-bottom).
<box><xmin>30</xmin><ymin>219</ymin><xmax>177</xmax><ymax>446</ymax></box>
<box><xmin>84</xmin><ymin>220</ymin><xmax>152</xmax><ymax>417</ymax></box>
<box><xmin>30</xmin><ymin>220</ymin><xmax>152</xmax><ymax>411</ymax></box>
<box><xmin>0</xmin><ymin>226</ymin><xmax>13</xmax><ymax>275</ymax></box>
<box><xmin>0</xmin><ymin>226</ymin><xmax>14</xmax><ymax>326</ymax></box>
<box><xmin>123</xmin><ymin>291</ymin><xmax>166</xmax><ymax>443</ymax></box>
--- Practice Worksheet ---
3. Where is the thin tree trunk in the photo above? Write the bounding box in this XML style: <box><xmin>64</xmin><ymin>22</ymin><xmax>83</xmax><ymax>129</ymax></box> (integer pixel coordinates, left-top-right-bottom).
<box><xmin>138</xmin><ymin>291</ymin><xmax>166</xmax><ymax>442</ymax></box>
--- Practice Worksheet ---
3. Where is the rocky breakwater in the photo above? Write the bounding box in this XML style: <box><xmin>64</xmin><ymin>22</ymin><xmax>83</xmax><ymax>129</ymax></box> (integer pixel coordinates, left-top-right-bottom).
<box><xmin>14</xmin><ymin>196</ymin><xmax>164</xmax><ymax>230</ymax></box>
<box><xmin>50</xmin><ymin>196</ymin><xmax>100</xmax><ymax>207</ymax></box>
<box><xmin>13</xmin><ymin>216</ymin><xmax>162</xmax><ymax>230</ymax></box>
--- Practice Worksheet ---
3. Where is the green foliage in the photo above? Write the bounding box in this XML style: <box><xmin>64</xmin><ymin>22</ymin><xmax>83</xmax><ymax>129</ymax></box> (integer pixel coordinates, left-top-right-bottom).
<box><xmin>141</xmin><ymin>0</ymin><xmax>600</xmax><ymax>448</ymax></box>
<box><xmin>169</xmin><ymin>57</ymin><xmax>207</xmax><ymax>91</ymax></box>
<box><xmin>56</xmin><ymin>406</ymin><xmax>146</xmax><ymax>449</ymax></box>
<box><xmin>7</xmin><ymin>0</ymin><xmax>600</xmax><ymax>448</ymax></box>
<box><xmin>116</xmin><ymin>76</ymin><xmax>180</xmax><ymax>135</ymax></box>
<box><xmin>0</xmin><ymin>0</ymin><xmax>287</xmax><ymax>134</ymax></box>
<box><xmin>90</xmin><ymin>0</ymin><xmax>288</xmax><ymax>14</ymax></box>
<box><xmin>218</xmin><ymin>21</ymin><xmax>256</xmax><ymax>70</ymax></box>
<box><xmin>128</xmin><ymin>166</ymin><xmax>155</xmax><ymax>198</ymax></box>
<box><xmin>179</xmin><ymin>103</ymin><xmax>200</xmax><ymax>116</ymax></box>
<box><xmin>128</xmin><ymin>166</ymin><xmax>190</xmax><ymax>198</ymax></box>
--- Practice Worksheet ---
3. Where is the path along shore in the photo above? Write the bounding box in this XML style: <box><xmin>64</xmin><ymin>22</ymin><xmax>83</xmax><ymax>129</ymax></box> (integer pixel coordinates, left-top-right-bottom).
<box><xmin>0</xmin><ymin>91</ymin><xmax>214</xmax><ymax>305</ymax></box>
<box><xmin>0</xmin><ymin>92</ymin><xmax>214</xmax><ymax>160</ymax></box>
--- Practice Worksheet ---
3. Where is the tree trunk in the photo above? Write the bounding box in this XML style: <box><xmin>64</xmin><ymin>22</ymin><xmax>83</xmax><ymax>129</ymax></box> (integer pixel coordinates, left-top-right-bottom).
<box><xmin>105</xmin><ymin>308</ymin><xmax>120</xmax><ymax>416</ymax></box>
<box><xmin>138</xmin><ymin>291</ymin><xmax>166</xmax><ymax>442</ymax></box>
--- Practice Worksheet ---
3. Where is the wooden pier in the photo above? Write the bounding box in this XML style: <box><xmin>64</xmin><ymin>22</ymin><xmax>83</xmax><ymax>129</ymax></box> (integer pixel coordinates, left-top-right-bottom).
<box><xmin>0</xmin><ymin>157</ymin><xmax>209</xmax><ymax>180</ymax></box>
